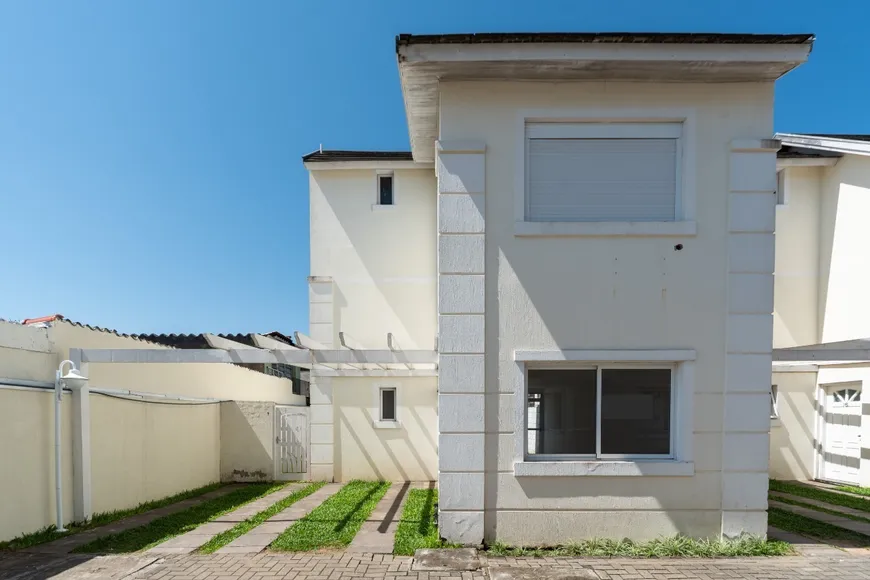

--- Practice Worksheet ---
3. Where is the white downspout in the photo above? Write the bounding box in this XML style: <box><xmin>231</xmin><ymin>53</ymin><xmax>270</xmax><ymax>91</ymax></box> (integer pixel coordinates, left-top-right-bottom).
<box><xmin>54</xmin><ymin>363</ymin><xmax>68</xmax><ymax>532</ymax></box>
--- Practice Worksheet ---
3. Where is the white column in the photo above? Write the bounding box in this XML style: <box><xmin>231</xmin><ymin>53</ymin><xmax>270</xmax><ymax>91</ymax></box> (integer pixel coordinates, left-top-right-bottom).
<box><xmin>860</xmin><ymin>402</ymin><xmax>870</xmax><ymax>487</ymax></box>
<box><xmin>721</xmin><ymin>139</ymin><xmax>779</xmax><ymax>538</ymax></box>
<box><xmin>308</xmin><ymin>276</ymin><xmax>336</xmax><ymax>481</ymax></box>
<box><xmin>71</xmin><ymin>357</ymin><xmax>92</xmax><ymax>522</ymax></box>
<box><xmin>436</xmin><ymin>140</ymin><xmax>486</xmax><ymax>545</ymax></box>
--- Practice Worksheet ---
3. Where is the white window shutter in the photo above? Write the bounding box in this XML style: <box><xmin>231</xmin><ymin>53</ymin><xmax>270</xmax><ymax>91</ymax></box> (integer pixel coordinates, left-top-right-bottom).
<box><xmin>527</xmin><ymin>138</ymin><xmax>678</xmax><ymax>222</ymax></box>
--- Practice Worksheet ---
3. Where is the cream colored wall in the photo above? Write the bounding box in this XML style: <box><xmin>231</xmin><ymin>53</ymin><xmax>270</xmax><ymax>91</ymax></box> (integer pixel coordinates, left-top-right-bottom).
<box><xmin>90</xmin><ymin>394</ymin><xmax>220</xmax><ymax>514</ymax></box>
<box><xmin>0</xmin><ymin>388</ymin><xmax>74</xmax><ymax>542</ymax></box>
<box><xmin>332</xmin><ymin>377</ymin><xmax>437</xmax><ymax>481</ymax></box>
<box><xmin>52</xmin><ymin>322</ymin><xmax>304</xmax><ymax>405</ymax></box>
<box><xmin>769</xmin><ymin>371</ymin><xmax>817</xmax><ymax>480</ymax></box>
<box><xmin>773</xmin><ymin>167</ymin><xmax>822</xmax><ymax>348</ymax></box>
<box><xmin>309</xmin><ymin>169</ymin><xmax>437</xmax><ymax>349</ymax></box>
<box><xmin>818</xmin><ymin>155</ymin><xmax>870</xmax><ymax>342</ymax></box>
<box><xmin>220</xmin><ymin>401</ymin><xmax>276</xmax><ymax>482</ymax></box>
<box><xmin>440</xmin><ymin>81</ymin><xmax>774</xmax><ymax>542</ymax></box>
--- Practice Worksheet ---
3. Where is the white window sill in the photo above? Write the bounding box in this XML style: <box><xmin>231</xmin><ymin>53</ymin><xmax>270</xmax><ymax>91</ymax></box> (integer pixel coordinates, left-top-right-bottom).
<box><xmin>514</xmin><ymin>221</ymin><xmax>697</xmax><ymax>238</ymax></box>
<box><xmin>373</xmin><ymin>420</ymin><xmax>401</xmax><ymax>429</ymax></box>
<box><xmin>371</xmin><ymin>204</ymin><xmax>397</xmax><ymax>212</ymax></box>
<box><xmin>514</xmin><ymin>460</ymin><xmax>695</xmax><ymax>477</ymax></box>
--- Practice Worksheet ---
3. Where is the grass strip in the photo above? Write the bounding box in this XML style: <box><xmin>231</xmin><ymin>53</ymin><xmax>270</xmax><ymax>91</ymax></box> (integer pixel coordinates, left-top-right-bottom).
<box><xmin>0</xmin><ymin>482</ymin><xmax>223</xmax><ymax>551</ymax></box>
<box><xmin>772</xmin><ymin>495</ymin><xmax>870</xmax><ymax>525</ymax></box>
<box><xmin>271</xmin><ymin>480</ymin><xmax>390</xmax><ymax>551</ymax></box>
<box><xmin>487</xmin><ymin>536</ymin><xmax>793</xmax><ymax>558</ymax></box>
<box><xmin>393</xmin><ymin>488</ymin><xmax>456</xmax><ymax>555</ymax></box>
<box><xmin>836</xmin><ymin>485</ymin><xmax>870</xmax><ymax>497</ymax></box>
<box><xmin>198</xmin><ymin>482</ymin><xmax>325</xmax><ymax>553</ymax></box>
<box><xmin>73</xmin><ymin>482</ymin><xmax>282</xmax><ymax>553</ymax></box>
<box><xmin>770</xmin><ymin>480</ymin><xmax>870</xmax><ymax>514</ymax></box>
<box><xmin>769</xmin><ymin>507</ymin><xmax>870</xmax><ymax>546</ymax></box>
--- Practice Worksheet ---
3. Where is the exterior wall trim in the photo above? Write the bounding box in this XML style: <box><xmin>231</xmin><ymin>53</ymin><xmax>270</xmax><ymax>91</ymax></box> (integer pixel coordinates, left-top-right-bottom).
<box><xmin>514</xmin><ymin>460</ymin><xmax>695</xmax><ymax>477</ymax></box>
<box><xmin>516</xmin><ymin>349</ymin><xmax>696</xmax><ymax>362</ymax></box>
<box><xmin>515</xmin><ymin>221</ymin><xmax>697</xmax><ymax>238</ymax></box>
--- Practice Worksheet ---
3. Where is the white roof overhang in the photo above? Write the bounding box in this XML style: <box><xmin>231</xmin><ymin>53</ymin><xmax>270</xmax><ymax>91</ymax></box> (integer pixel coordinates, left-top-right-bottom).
<box><xmin>775</xmin><ymin>133</ymin><xmax>870</xmax><ymax>157</ymax></box>
<box><xmin>773</xmin><ymin>339</ymin><xmax>870</xmax><ymax>365</ymax></box>
<box><xmin>399</xmin><ymin>42</ymin><xmax>813</xmax><ymax>161</ymax></box>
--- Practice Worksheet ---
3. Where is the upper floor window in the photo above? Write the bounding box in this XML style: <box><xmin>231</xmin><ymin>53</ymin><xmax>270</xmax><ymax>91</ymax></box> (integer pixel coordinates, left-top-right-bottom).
<box><xmin>525</xmin><ymin>123</ymin><xmax>681</xmax><ymax>223</ymax></box>
<box><xmin>378</xmin><ymin>173</ymin><xmax>394</xmax><ymax>205</ymax></box>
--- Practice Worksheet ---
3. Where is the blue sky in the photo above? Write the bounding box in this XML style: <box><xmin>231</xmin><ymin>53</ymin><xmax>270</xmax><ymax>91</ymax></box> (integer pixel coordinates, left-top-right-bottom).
<box><xmin>0</xmin><ymin>0</ymin><xmax>867</xmax><ymax>334</ymax></box>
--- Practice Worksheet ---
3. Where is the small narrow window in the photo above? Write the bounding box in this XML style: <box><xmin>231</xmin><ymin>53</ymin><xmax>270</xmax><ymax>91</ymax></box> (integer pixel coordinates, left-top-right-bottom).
<box><xmin>380</xmin><ymin>387</ymin><xmax>397</xmax><ymax>421</ymax></box>
<box><xmin>775</xmin><ymin>170</ymin><xmax>786</xmax><ymax>205</ymax></box>
<box><xmin>378</xmin><ymin>174</ymin><xmax>394</xmax><ymax>205</ymax></box>
<box><xmin>770</xmin><ymin>385</ymin><xmax>779</xmax><ymax>419</ymax></box>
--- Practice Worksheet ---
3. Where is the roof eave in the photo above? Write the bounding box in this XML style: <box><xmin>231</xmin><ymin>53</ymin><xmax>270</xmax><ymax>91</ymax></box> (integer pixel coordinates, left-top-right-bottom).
<box><xmin>775</xmin><ymin>133</ymin><xmax>870</xmax><ymax>158</ymax></box>
<box><xmin>304</xmin><ymin>160</ymin><xmax>434</xmax><ymax>170</ymax></box>
<box><xmin>400</xmin><ymin>42</ymin><xmax>813</xmax><ymax>162</ymax></box>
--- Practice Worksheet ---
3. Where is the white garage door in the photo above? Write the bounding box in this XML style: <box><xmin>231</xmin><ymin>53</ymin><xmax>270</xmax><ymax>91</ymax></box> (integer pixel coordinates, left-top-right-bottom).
<box><xmin>821</xmin><ymin>384</ymin><xmax>862</xmax><ymax>485</ymax></box>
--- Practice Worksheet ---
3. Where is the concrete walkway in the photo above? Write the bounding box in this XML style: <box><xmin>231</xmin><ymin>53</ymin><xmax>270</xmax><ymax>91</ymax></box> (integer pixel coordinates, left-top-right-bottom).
<box><xmin>148</xmin><ymin>483</ymin><xmax>307</xmax><ymax>555</ymax></box>
<box><xmin>25</xmin><ymin>485</ymin><xmax>240</xmax><ymax>555</ymax></box>
<box><xmin>346</xmin><ymin>482</ymin><xmax>424</xmax><ymax>554</ymax></box>
<box><xmin>770</xmin><ymin>491</ymin><xmax>870</xmax><ymax>521</ymax></box>
<box><xmin>769</xmin><ymin>499</ymin><xmax>870</xmax><ymax>537</ymax></box>
<box><xmin>216</xmin><ymin>482</ymin><xmax>343</xmax><ymax>554</ymax></box>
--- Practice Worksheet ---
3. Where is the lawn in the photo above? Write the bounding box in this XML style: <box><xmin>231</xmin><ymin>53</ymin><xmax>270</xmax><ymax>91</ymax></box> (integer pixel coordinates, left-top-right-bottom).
<box><xmin>74</xmin><ymin>482</ymin><xmax>283</xmax><ymax>553</ymax></box>
<box><xmin>835</xmin><ymin>485</ymin><xmax>870</xmax><ymax>497</ymax></box>
<box><xmin>199</xmin><ymin>482</ymin><xmax>325</xmax><ymax>553</ymax></box>
<box><xmin>769</xmin><ymin>479</ymin><xmax>870</xmax><ymax>514</ymax></box>
<box><xmin>0</xmin><ymin>482</ymin><xmax>223</xmax><ymax>551</ymax></box>
<box><xmin>769</xmin><ymin>507</ymin><xmax>870</xmax><ymax>546</ymax></box>
<box><xmin>771</xmin><ymin>495</ymin><xmax>870</xmax><ymax>525</ymax></box>
<box><xmin>393</xmin><ymin>488</ymin><xmax>451</xmax><ymax>555</ymax></box>
<box><xmin>486</xmin><ymin>536</ymin><xmax>793</xmax><ymax>558</ymax></box>
<box><xmin>271</xmin><ymin>480</ymin><xmax>389</xmax><ymax>551</ymax></box>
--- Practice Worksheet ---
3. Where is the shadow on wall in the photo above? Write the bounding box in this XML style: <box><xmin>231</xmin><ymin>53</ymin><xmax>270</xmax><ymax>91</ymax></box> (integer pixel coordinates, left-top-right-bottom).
<box><xmin>770</xmin><ymin>382</ymin><xmax>815</xmax><ymax>481</ymax></box>
<box><xmin>220</xmin><ymin>401</ymin><xmax>274</xmax><ymax>482</ymax></box>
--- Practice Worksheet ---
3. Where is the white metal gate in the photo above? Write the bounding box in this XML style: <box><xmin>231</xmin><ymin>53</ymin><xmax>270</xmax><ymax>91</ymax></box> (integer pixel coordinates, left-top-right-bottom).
<box><xmin>274</xmin><ymin>405</ymin><xmax>308</xmax><ymax>481</ymax></box>
<box><xmin>820</xmin><ymin>383</ymin><xmax>862</xmax><ymax>485</ymax></box>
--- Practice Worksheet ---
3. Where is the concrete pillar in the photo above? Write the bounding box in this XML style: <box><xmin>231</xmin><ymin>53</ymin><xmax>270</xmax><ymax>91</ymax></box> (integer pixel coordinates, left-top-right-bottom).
<box><xmin>308</xmin><ymin>276</ymin><xmax>335</xmax><ymax>348</ymax></box>
<box><xmin>861</xmin><ymin>403</ymin><xmax>870</xmax><ymax>487</ymax></box>
<box><xmin>436</xmin><ymin>140</ymin><xmax>486</xmax><ymax>545</ymax></box>
<box><xmin>721</xmin><ymin>139</ymin><xmax>779</xmax><ymax>538</ymax></box>
<box><xmin>307</xmin><ymin>277</ymin><xmax>336</xmax><ymax>481</ymax></box>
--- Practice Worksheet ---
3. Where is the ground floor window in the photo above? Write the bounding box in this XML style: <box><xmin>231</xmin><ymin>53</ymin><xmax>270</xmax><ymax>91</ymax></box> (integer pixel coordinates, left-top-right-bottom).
<box><xmin>527</xmin><ymin>366</ymin><xmax>673</xmax><ymax>459</ymax></box>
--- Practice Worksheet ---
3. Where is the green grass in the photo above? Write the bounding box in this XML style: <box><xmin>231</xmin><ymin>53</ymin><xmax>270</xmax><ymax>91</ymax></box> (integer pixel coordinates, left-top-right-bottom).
<box><xmin>198</xmin><ymin>482</ymin><xmax>325</xmax><ymax>553</ymax></box>
<box><xmin>73</xmin><ymin>482</ymin><xmax>283</xmax><ymax>553</ymax></box>
<box><xmin>393</xmin><ymin>488</ymin><xmax>457</xmax><ymax>555</ymax></box>
<box><xmin>271</xmin><ymin>480</ymin><xmax>390</xmax><ymax>551</ymax></box>
<box><xmin>835</xmin><ymin>485</ymin><xmax>870</xmax><ymax>497</ymax></box>
<box><xmin>0</xmin><ymin>482</ymin><xmax>223</xmax><ymax>551</ymax></box>
<box><xmin>769</xmin><ymin>507</ymin><xmax>870</xmax><ymax>546</ymax></box>
<box><xmin>487</xmin><ymin>536</ymin><xmax>792</xmax><ymax>558</ymax></box>
<box><xmin>770</xmin><ymin>479</ymin><xmax>870</xmax><ymax>514</ymax></box>
<box><xmin>771</xmin><ymin>495</ymin><xmax>870</xmax><ymax>525</ymax></box>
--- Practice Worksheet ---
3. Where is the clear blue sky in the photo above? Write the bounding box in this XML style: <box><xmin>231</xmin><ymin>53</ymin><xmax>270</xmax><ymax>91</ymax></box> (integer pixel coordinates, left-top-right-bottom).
<box><xmin>1</xmin><ymin>0</ymin><xmax>867</xmax><ymax>334</ymax></box>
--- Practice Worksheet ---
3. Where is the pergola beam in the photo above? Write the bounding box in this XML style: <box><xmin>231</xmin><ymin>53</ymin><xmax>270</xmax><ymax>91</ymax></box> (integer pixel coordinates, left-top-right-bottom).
<box><xmin>79</xmin><ymin>347</ymin><xmax>437</xmax><ymax>366</ymax></box>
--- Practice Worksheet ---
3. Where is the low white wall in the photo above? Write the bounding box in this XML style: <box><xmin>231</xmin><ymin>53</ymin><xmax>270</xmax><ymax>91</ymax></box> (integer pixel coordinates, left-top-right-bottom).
<box><xmin>332</xmin><ymin>377</ymin><xmax>437</xmax><ymax>481</ymax></box>
<box><xmin>220</xmin><ymin>401</ymin><xmax>276</xmax><ymax>482</ymax></box>
<box><xmin>769</xmin><ymin>371</ymin><xmax>817</xmax><ymax>481</ymax></box>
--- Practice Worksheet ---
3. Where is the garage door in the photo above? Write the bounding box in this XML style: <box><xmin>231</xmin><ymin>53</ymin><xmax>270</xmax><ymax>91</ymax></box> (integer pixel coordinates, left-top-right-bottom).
<box><xmin>821</xmin><ymin>383</ymin><xmax>862</xmax><ymax>485</ymax></box>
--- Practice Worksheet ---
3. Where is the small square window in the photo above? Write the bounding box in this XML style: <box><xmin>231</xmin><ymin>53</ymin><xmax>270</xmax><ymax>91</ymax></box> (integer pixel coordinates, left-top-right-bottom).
<box><xmin>378</xmin><ymin>174</ymin><xmax>394</xmax><ymax>205</ymax></box>
<box><xmin>380</xmin><ymin>387</ymin><xmax>397</xmax><ymax>421</ymax></box>
<box><xmin>770</xmin><ymin>384</ymin><xmax>779</xmax><ymax>419</ymax></box>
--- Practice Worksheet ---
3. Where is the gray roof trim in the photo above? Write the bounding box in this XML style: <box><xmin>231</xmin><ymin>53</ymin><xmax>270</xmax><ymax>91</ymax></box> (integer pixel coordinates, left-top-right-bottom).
<box><xmin>396</xmin><ymin>32</ymin><xmax>815</xmax><ymax>48</ymax></box>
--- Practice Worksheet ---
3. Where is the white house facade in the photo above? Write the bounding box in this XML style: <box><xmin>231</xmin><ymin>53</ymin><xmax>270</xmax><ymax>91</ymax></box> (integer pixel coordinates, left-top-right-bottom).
<box><xmin>304</xmin><ymin>32</ymin><xmax>816</xmax><ymax>546</ymax></box>
<box><xmin>770</xmin><ymin>135</ymin><xmax>870</xmax><ymax>489</ymax></box>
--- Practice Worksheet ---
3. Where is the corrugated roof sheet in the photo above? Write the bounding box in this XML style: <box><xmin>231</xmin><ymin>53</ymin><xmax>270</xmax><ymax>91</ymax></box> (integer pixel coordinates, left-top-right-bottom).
<box><xmin>396</xmin><ymin>32</ymin><xmax>815</xmax><ymax>48</ymax></box>
<box><xmin>303</xmin><ymin>150</ymin><xmax>415</xmax><ymax>162</ymax></box>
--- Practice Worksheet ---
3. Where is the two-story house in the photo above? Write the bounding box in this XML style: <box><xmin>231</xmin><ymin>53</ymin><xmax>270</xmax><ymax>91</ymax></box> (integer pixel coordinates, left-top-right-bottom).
<box><xmin>302</xmin><ymin>32</ymin><xmax>815</xmax><ymax>546</ymax></box>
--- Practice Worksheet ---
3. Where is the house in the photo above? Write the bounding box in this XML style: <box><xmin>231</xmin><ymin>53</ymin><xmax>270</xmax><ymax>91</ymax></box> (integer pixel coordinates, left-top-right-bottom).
<box><xmin>769</xmin><ymin>134</ymin><xmax>870</xmax><ymax>488</ymax></box>
<box><xmin>303</xmin><ymin>32</ymin><xmax>815</xmax><ymax>545</ymax></box>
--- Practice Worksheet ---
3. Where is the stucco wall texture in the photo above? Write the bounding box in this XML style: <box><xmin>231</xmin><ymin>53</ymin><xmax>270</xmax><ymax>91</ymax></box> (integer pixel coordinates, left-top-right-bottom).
<box><xmin>438</xmin><ymin>81</ymin><xmax>776</xmax><ymax>544</ymax></box>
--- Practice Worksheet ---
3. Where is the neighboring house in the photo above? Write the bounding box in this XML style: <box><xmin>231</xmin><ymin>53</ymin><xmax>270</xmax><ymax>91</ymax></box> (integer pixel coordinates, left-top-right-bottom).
<box><xmin>303</xmin><ymin>32</ymin><xmax>815</xmax><ymax>545</ymax></box>
<box><xmin>769</xmin><ymin>134</ymin><xmax>870</xmax><ymax>488</ymax></box>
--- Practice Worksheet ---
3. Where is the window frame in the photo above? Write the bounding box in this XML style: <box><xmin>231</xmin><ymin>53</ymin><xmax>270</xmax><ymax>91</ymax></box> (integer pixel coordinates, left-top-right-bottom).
<box><xmin>770</xmin><ymin>384</ymin><xmax>780</xmax><ymax>419</ymax></box>
<box><xmin>513</xmin><ymin>108</ymin><xmax>697</xmax><ymax>238</ymax></box>
<box><xmin>379</xmin><ymin>386</ymin><xmax>397</xmax><ymax>422</ymax></box>
<box><xmin>375</xmin><ymin>171</ymin><xmax>395</xmax><ymax>207</ymax></box>
<box><xmin>525</xmin><ymin>363</ymin><xmax>677</xmax><ymax>462</ymax></box>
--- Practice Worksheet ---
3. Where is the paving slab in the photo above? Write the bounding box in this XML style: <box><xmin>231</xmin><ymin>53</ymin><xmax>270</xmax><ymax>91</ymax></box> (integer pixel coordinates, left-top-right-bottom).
<box><xmin>768</xmin><ymin>525</ymin><xmax>855</xmax><ymax>557</ymax></box>
<box><xmin>347</xmin><ymin>481</ymin><xmax>424</xmax><ymax>554</ymax></box>
<box><xmin>24</xmin><ymin>485</ymin><xmax>240</xmax><ymax>555</ymax></box>
<box><xmin>770</xmin><ymin>499</ymin><xmax>870</xmax><ymax>537</ymax></box>
<box><xmin>147</xmin><ymin>483</ymin><xmax>305</xmax><ymax>555</ymax></box>
<box><xmin>490</xmin><ymin>567</ymin><xmax>597</xmax><ymax>580</ymax></box>
<box><xmin>771</xmin><ymin>491</ymin><xmax>870</xmax><ymax>520</ymax></box>
<box><xmin>216</xmin><ymin>482</ymin><xmax>343</xmax><ymax>554</ymax></box>
<box><xmin>412</xmin><ymin>548</ymin><xmax>481</xmax><ymax>571</ymax></box>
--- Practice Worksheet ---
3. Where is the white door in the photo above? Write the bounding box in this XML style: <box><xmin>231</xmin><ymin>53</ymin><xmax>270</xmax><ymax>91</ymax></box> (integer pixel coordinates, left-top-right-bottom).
<box><xmin>274</xmin><ymin>406</ymin><xmax>308</xmax><ymax>481</ymax></box>
<box><xmin>821</xmin><ymin>384</ymin><xmax>862</xmax><ymax>485</ymax></box>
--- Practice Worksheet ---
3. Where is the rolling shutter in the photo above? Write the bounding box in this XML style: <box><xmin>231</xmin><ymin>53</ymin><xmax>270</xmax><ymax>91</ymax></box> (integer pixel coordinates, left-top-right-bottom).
<box><xmin>527</xmin><ymin>128</ymin><xmax>679</xmax><ymax>223</ymax></box>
